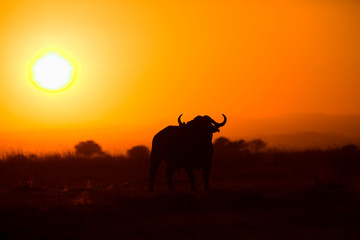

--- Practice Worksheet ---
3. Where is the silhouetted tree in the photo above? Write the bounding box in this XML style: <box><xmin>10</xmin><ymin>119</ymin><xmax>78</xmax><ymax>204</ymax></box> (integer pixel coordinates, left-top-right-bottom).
<box><xmin>214</xmin><ymin>137</ymin><xmax>231</xmax><ymax>147</ymax></box>
<box><xmin>214</xmin><ymin>137</ymin><xmax>250</xmax><ymax>165</ymax></box>
<box><xmin>213</xmin><ymin>137</ymin><xmax>267</xmax><ymax>166</ymax></box>
<box><xmin>214</xmin><ymin>137</ymin><xmax>247</xmax><ymax>150</ymax></box>
<box><xmin>75</xmin><ymin>140</ymin><xmax>104</xmax><ymax>156</ymax></box>
<box><xmin>127</xmin><ymin>145</ymin><xmax>150</xmax><ymax>162</ymax></box>
<box><xmin>214</xmin><ymin>137</ymin><xmax>265</xmax><ymax>152</ymax></box>
<box><xmin>230</xmin><ymin>139</ymin><xmax>247</xmax><ymax>151</ymax></box>
<box><xmin>247</xmin><ymin>139</ymin><xmax>267</xmax><ymax>152</ymax></box>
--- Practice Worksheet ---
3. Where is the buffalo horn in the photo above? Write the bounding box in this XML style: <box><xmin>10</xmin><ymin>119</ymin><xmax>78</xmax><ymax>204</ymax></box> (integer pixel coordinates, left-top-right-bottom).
<box><xmin>210</xmin><ymin>114</ymin><xmax>227</xmax><ymax>127</ymax></box>
<box><xmin>178</xmin><ymin>114</ymin><xmax>185</xmax><ymax>125</ymax></box>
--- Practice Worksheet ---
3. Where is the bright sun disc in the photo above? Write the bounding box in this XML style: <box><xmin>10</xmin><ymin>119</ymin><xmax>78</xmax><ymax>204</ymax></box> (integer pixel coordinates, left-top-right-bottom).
<box><xmin>31</xmin><ymin>52</ymin><xmax>74</xmax><ymax>92</ymax></box>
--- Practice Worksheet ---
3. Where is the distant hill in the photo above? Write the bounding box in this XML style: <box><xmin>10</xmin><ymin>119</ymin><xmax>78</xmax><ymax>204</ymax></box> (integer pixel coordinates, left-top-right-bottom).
<box><xmin>261</xmin><ymin>132</ymin><xmax>360</xmax><ymax>150</ymax></box>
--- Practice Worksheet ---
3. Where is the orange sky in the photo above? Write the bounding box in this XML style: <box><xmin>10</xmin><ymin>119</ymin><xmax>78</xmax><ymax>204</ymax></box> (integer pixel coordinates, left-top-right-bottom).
<box><xmin>1</xmin><ymin>0</ymin><xmax>360</xmax><ymax>153</ymax></box>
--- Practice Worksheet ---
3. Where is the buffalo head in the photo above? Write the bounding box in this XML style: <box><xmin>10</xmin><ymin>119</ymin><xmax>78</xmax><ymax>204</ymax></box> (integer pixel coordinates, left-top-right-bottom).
<box><xmin>178</xmin><ymin>114</ymin><xmax>227</xmax><ymax>133</ymax></box>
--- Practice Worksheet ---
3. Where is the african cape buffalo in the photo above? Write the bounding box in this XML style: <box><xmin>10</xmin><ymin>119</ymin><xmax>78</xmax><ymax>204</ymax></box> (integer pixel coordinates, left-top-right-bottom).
<box><xmin>149</xmin><ymin>114</ymin><xmax>227</xmax><ymax>191</ymax></box>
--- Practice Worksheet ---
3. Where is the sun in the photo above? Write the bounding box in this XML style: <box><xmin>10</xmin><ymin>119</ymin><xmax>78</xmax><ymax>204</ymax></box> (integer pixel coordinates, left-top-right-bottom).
<box><xmin>30</xmin><ymin>51</ymin><xmax>75</xmax><ymax>92</ymax></box>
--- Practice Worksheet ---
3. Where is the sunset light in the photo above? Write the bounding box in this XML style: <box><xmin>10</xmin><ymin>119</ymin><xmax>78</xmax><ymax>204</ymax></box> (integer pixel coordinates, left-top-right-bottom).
<box><xmin>0</xmin><ymin>0</ymin><xmax>359</xmax><ymax>153</ymax></box>
<box><xmin>30</xmin><ymin>52</ymin><xmax>74</xmax><ymax>92</ymax></box>
<box><xmin>1</xmin><ymin>1</ymin><xmax>360</xmax><ymax>238</ymax></box>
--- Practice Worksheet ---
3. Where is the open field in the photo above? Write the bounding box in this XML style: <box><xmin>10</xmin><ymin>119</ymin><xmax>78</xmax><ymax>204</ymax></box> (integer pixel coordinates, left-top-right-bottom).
<box><xmin>0</xmin><ymin>147</ymin><xmax>359</xmax><ymax>239</ymax></box>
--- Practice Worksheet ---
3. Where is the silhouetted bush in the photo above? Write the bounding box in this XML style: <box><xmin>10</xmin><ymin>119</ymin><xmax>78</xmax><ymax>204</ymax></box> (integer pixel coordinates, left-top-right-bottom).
<box><xmin>127</xmin><ymin>145</ymin><xmax>150</xmax><ymax>162</ymax></box>
<box><xmin>214</xmin><ymin>137</ymin><xmax>231</xmax><ymax>147</ymax></box>
<box><xmin>74</xmin><ymin>140</ymin><xmax>104</xmax><ymax>156</ymax></box>
<box><xmin>247</xmin><ymin>139</ymin><xmax>267</xmax><ymax>152</ymax></box>
<box><xmin>6</xmin><ymin>153</ymin><xmax>28</xmax><ymax>163</ymax></box>
<box><xmin>214</xmin><ymin>137</ymin><xmax>266</xmax><ymax>153</ymax></box>
<box><xmin>213</xmin><ymin>137</ymin><xmax>267</xmax><ymax>165</ymax></box>
<box><xmin>1</xmin><ymin>138</ymin><xmax>360</xmax><ymax>191</ymax></box>
<box><xmin>341</xmin><ymin>144</ymin><xmax>359</xmax><ymax>152</ymax></box>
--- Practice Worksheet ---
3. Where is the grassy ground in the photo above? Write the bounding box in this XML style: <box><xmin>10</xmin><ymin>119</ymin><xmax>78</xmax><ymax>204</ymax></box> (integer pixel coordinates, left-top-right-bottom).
<box><xmin>0</xmin><ymin>149</ymin><xmax>359</xmax><ymax>239</ymax></box>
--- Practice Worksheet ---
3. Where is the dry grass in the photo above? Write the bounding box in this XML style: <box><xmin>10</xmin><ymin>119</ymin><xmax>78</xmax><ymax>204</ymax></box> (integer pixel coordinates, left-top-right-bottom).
<box><xmin>0</xmin><ymin>147</ymin><xmax>359</xmax><ymax>239</ymax></box>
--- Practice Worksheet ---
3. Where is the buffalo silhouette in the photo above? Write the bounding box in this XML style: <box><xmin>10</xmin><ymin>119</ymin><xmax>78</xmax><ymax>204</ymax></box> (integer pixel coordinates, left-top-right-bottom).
<box><xmin>149</xmin><ymin>114</ymin><xmax>227</xmax><ymax>191</ymax></box>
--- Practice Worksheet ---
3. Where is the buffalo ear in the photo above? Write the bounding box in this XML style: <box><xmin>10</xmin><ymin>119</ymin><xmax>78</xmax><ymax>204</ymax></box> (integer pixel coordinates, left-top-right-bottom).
<box><xmin>212</xmin><ymin>127</ymin><xmax>220</xmax><ymax>133</ymax></box>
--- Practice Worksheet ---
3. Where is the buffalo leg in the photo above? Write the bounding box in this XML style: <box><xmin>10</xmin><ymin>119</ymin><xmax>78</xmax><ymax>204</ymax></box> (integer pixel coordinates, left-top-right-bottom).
<box><xmin>165</xmin><ymin>166</ymin><xmax>176</xmax><ymax>191</ymax></box>
<box><xmin>149</xmin><ymin>151</ymin><xmax>162</xmax><ymax>192</ymax></box>
<box><xmin>185</xmin><ymin>168</ymin><xmax>196</xmax><ymax>192</ymax></box>
<box><xmin>203</xmin><ymin>168</ymin><xmax>210</xmax><ymax>191</ymax></box>
<box><xmin>149</xmin><ymin>167</ymin><xmax>157</xmax><ymax>192</ymax></box>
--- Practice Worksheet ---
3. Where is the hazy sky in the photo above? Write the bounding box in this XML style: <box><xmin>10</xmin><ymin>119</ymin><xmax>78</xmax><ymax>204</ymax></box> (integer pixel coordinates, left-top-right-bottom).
<box><xmin>1</xmin><ymin>0</ymin><xmax>360</xmax><ymax>153</ymax></box>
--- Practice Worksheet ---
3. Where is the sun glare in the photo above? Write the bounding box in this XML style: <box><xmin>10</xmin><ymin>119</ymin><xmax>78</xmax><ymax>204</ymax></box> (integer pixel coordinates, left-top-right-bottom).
<box><xmin>30</xmin><ymin>52</ymin><xmax>74</xmax><ymax>92</ymax></box>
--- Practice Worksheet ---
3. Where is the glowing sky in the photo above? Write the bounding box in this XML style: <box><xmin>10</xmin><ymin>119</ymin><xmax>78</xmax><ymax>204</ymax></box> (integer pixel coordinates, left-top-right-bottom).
<box><xmin>1</xmin><ymin>0</ymin><xmax>360</xmax><ymax>153</ymax></box>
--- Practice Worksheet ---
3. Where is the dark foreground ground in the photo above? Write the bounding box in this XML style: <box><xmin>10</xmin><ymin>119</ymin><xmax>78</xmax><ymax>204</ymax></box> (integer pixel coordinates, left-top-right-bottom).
<box><xmin>1</xmin><ymin>181</ymin><xmax>359</xmax><ymax>240</ymax></box>
<box><xmin>0</xmin><ymin>149</ymin><xmax>359</xmax><ymax>239</ymax></box>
